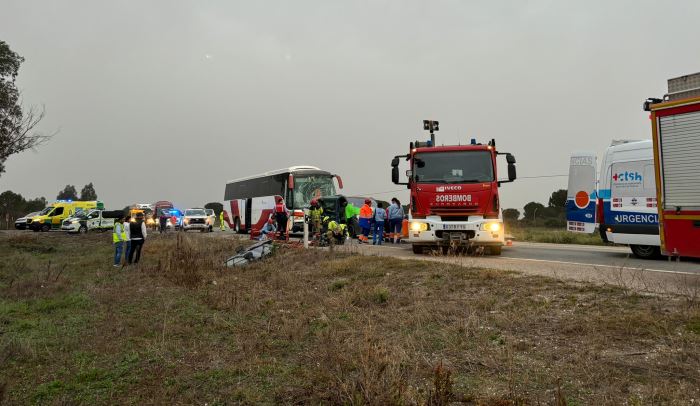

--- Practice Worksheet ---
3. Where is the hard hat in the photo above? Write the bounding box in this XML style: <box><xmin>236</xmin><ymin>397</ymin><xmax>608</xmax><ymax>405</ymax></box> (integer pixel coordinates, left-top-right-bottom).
<box><xmin>364</xmin><ymin>198</ymin><xmax>371</xmax><ymax>205</ymax></box>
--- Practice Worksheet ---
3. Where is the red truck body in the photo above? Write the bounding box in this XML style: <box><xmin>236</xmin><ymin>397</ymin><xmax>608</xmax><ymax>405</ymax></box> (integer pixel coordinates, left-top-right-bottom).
<box><xmin>646</xmin><ymin>91</ymin><xmax>700</xmax><ymax>258</ymax></box>
<box><xmin>392</xmin><ymin>127</ymin><xmax>516</xmax><ymax>255</ymax></box>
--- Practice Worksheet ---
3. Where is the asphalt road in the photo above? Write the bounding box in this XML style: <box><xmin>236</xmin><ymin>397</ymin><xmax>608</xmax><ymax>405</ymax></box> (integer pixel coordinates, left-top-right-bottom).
<box><xmin>340</xmin><ymin>240</ymin><xmax>700</xmax><ymax>295</ymax></box>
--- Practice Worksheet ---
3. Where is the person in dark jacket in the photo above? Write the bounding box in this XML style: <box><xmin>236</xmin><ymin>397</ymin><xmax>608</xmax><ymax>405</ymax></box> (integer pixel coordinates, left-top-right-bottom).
<box><xmin>128</xmin><ymin>213</ymin><xmax>148</xmax><ymax>264</ymax></box>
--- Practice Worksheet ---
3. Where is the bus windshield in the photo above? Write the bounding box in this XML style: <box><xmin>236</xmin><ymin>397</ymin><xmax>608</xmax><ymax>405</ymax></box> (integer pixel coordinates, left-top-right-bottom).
<box><xmin>292</xmin><ymin>175</ymin><xmax>336</xmax><ymax>208</ymax></box>
<box><xmin>414</xmin><ymin>150</ymin><xmax>494</xmax><ymax>184</ymax></box>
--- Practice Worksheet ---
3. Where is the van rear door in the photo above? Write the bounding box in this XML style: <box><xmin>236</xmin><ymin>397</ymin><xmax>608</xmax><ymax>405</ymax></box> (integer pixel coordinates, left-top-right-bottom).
<box><xmin>608</xmin><ymin>159</ymin><xmax>658</xmax><ymax>238</ymax></box>
<box><xmin>566</xmin><ymin>152</ymin><xmax>597</xmax><ymax>233</ymax></box>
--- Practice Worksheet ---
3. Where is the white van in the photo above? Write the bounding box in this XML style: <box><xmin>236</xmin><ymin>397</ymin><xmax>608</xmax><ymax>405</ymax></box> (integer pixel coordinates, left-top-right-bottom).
<box><xmin>567</xmin><ymin>140</ymin><xmax>661</xmax><ymax>259</ymax></box>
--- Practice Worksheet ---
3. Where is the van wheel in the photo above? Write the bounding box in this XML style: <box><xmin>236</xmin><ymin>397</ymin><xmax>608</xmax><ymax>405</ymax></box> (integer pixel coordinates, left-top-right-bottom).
<box><xmin>78</xmin><ymin>225</ymin><xmax>88</xmax><ymax>234</ymax></box>
<box><xmin>490</xmin><ymin>246</ymin><xmax>502</xmax><ymax>255</ymax></box>
<box><xmin>41</xmin><ymin>224</ymin><xmax>50</xmax><ymax>232</ymax></box>
<box><xmin>630</xmin><ymin>245</ymin><xmax>660</xmax><ymax>259</ymax></box>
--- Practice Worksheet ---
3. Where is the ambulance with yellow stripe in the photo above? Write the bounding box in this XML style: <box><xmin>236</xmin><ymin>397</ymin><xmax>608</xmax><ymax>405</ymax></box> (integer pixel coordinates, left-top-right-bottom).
<box><xmin>28</xmin><ymin>200</ymin><xmax>104</xmax><ymax>232</ymax></box>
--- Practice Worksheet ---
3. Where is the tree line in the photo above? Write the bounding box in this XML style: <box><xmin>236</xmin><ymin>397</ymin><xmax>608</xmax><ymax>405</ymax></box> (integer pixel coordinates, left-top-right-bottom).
<box><xmin>503</xmin><ymin>189</ymin><xmax>567</xmax><ymax>228</ymax></box>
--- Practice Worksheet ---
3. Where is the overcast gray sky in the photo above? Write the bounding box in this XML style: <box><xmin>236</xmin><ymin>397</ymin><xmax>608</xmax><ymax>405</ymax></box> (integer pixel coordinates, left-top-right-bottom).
<box><xmin>2</xmin><ymin>0</ymin><xmax>699</xmax><ymax>212</ymax></box>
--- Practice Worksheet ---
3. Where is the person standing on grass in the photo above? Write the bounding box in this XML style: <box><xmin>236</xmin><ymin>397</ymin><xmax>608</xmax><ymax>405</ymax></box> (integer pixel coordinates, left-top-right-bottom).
<box><xmin>219</xmin><ymin>210</ymin><xmax>226</xmax><ymax>231</ymax></box>
<box><xmin>113</xmin><ymin>217</ymin><xmax>126</xmax><ymax>267</ymax></box>
<box><xmin>128</xmin><ymin>213</ymin><xmax>148</xmax><ymax>264</ymax></box>
<box><xmin>387</xmin><ymin>197</ymin><xmax>404</xmax><ymax>244</ymax></box>
<box><xmin>372</xmin><ymin>202</ymin><xmax>387</xmax><ymax>245</ymax></box>
<box><xmin>123</xmin><ymin>215</ymin><xmax>131</xmax><ymax>265</ymax></box>
<box><xmin>159</xmin><ymin>210</ymin><xmax>168</xmax><ymax>233</ymax></box>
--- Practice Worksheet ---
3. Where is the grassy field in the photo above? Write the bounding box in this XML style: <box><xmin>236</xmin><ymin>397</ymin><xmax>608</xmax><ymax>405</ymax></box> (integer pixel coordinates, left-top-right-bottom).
<box><xmin>506</xmin><ymin>225</ymin><xmax>606</xmax><ymax>246</ymax></box>
<box><xmin>1</xmin><ymin>232</ymin><xmax>699</xmax><ymax>405</ymax></box>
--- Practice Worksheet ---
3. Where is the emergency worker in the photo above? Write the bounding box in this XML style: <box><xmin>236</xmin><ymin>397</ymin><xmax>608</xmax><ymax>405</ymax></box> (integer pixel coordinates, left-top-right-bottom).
<box><xmin>323</xmin><ymin>216</ymin><xmax>347</xmax><ymax>247</ymax></box>
<box><xmin>113</xmin><ymin>217</ymin><xmax>126</xmax><ymax>267</ymax></box>
<box><xmin>358</xmin><ymin>199</ymin><xmax>373</xmax><ymax>243</ymax></box>
<box><xmin>308</xmin><ymin>198</ymin><xmax>323</xmax><ymax>235</ymax></box>
<box><xmin>128</xmin><ymin>213</ymin><xmax>148</xmax><ymax>264</ymax></box>
<box><xmin>274</xmin><ymin>197</ymin><xmax>289</xmax><ymax>240</ymax></box>
<box><xmin>219</xmin><ymin>210</ymin><xmax>226</xmax><ymax>231</ymax></box>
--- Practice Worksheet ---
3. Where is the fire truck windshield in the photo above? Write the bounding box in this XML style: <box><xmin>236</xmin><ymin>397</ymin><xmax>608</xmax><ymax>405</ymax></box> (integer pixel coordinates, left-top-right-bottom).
<box><xmin>292</xmin><ymin>175</ymin><xmax>337</xmax><ymax>208</ymax></box>
<box><xmin>414</xmin><ymin>150</ymin><xmax>494</xmax><ymax>184</ymax></box>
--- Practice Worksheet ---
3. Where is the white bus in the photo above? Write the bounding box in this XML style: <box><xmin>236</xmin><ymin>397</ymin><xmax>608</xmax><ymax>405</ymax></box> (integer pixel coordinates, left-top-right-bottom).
<box><xmin>567</xmin><ymin>140</ymin><xmax>660</xmax><ymax>259</ymax></box>
<box><xmin>221</xmin><ymin>166</ymin><xmax>343</xmax><ymax>234</ymax></box>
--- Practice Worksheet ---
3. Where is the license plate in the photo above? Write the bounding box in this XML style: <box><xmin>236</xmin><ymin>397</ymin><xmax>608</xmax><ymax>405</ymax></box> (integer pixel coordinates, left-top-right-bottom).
<box><xmin>442</xmin><ymin>224</ymin><xmax>468</xmax><ymax>230</ymax></box>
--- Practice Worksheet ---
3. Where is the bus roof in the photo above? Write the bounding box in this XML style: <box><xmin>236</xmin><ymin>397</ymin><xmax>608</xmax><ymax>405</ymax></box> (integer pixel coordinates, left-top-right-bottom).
<box><xmin>225</xmin><ymin>165</ymin><xmax>330</xmax><ymax>184</ymax></box>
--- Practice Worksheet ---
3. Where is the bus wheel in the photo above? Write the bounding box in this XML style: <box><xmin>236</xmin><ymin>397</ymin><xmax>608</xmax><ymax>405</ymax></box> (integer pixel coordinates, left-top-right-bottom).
<box><xmin>630</xmin><ymin>245</ymin><xmax>660</xmax><ymax>259</ymax></box>
<box><xmin>41</xmin><ymin>224</ymin><xmax>50</xmax><ymax>232</ymax></box>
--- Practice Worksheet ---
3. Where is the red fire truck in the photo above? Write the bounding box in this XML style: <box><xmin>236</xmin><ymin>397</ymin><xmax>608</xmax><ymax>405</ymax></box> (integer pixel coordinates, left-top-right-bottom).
<box><xmin>391</xmin><ymin>120</ymin><xmax>517</xmax><ymax>254</ymax></box>
<box><xmin>644</xmin><ymin>72</ymin><xmax>700</xmax><ymax>259</ymax></box>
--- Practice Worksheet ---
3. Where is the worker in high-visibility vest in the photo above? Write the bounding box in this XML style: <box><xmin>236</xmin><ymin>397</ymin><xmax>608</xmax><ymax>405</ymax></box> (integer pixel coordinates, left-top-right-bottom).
<box><xmin>113</xmin><ymin>217</ymin><xmax>126</xmax><ymax>267</ymax></box>
<box><xmin>308</xmin><ymin>199</ymin><xmax>323</xmax><ymax>236</ymax></box>
<box><xmin>323</xmin><ymin>216</ymin><xmax>347</xmax><ymax>247</ymax></box>
<box><xmin>358</xmin><ymin>199</ymin><xmax>373</xmax><ymax>243</ymax></box>
<box><xmin>219</xmin><ymin>211</ymin><xmax>226</xmax><ymax>231</ymax></box>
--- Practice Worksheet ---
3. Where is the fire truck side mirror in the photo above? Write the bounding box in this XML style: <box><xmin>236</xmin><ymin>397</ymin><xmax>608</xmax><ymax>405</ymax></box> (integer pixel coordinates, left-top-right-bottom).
<box><xmin>391</xmin><ymin>157</ymin><xmax>400</xmax><ymax>167</ymax></box>
<box><xmin>506</xmin><ymin>153</ymin><xmax>516</xmax><ymax>165</ymax></box>
<box><xmin>507</xmin><ymin>163</ymin><xmax>517</xmax><ymax>182</ymax></box>
<box><xmin>392</xmin><ymin>166</ymin><xmax>400</xmax><ymax>184</ymax></box>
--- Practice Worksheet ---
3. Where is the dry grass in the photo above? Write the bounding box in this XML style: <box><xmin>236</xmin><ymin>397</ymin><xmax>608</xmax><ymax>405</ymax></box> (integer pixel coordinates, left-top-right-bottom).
<box><xmin>1</xmin><ymin>232</ymin><xmax>699</xmax><ymax>405</ymax></box>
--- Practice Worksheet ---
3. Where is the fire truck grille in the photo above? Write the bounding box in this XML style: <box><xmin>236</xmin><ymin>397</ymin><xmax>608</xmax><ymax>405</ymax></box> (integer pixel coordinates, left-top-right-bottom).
<box><xmin>432</xmin><ymin>207</ymin><xmax>479</xmax><ymax>217</ymax></box>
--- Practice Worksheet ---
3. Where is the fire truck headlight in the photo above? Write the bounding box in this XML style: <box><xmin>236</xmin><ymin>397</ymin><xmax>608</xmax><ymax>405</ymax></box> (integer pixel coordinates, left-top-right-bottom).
<box><xmin>482</xmin><ymin>222</ymin><xmax>501</xmax><ymax>232</ymax></box>
<box><xmin>410</xmin><ymin>222</ymin><xmax>428</xmax><ymax>232</ymax></box>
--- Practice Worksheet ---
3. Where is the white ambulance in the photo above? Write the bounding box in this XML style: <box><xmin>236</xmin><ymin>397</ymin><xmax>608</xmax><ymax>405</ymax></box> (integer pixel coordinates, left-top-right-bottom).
<box><xmin>567</xmin><ymin>140</ymin><xmax>661</xmax><ymax>259</ymax></box>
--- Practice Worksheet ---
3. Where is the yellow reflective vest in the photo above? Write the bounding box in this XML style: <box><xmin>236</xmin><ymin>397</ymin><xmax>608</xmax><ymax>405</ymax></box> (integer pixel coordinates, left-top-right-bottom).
<box><xmin>309</xmin><ymin>206</ymin><xmax>323</xmax><ymax>222</ymax></box>
<box><xmin>113</xmin><ymin>223</ymin><xmax>125</xmax><ymax>243</ymax></box>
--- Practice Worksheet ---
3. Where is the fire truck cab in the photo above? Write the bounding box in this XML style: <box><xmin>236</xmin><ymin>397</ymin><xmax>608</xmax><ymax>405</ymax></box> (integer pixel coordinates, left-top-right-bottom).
<box><xmin>392</xmin><ymin>121</ymin><xmax>516</xmax><ymax>255</ymax></box>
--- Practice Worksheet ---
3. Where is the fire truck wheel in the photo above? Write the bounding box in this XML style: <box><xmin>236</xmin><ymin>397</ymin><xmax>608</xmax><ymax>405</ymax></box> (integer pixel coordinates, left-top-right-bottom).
<box><xmin>630</xmin><ymin>245</ymin><xmax>660</xmax><ymax>259</ymax></box>
<box><xmin>490</xmin><ymin>246</ymin><xmax>502</xmax><ymax>255</ymax></box>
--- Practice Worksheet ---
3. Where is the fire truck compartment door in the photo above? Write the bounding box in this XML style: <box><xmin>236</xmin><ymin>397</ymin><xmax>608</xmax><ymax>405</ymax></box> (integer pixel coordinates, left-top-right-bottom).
<box><xmin>659</xmin><ymin>111</ymin><xmax>700</xmax><ymax>210</ymax></box>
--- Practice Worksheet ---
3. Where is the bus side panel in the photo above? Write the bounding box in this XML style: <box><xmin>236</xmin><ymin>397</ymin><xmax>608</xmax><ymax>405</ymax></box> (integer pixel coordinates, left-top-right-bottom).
<box><xmin>661</xmin><ymin>211</ymin><xmax>700</xmax><ymax>257</ymax></box>
<box><xmin>250</xmin><ymin>196</ymin><xmax>276</xmax><ymax>232</ymax></box>
<box><xmin>223</xmin><ymin>199</ymin><xmax>243</xmax><ymax>229</ymax></box>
